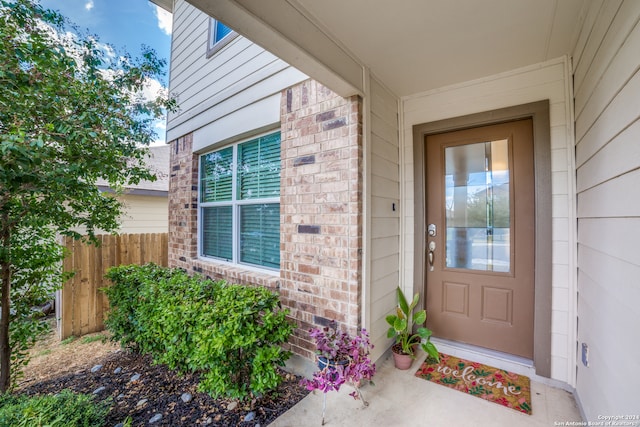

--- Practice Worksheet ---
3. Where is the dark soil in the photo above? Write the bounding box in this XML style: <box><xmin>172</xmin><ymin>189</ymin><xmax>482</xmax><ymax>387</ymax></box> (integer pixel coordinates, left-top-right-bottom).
<box><xmin>19</xmin><ymin>351</ymin><xmax>309</xmax><ymax>426</ymax></box>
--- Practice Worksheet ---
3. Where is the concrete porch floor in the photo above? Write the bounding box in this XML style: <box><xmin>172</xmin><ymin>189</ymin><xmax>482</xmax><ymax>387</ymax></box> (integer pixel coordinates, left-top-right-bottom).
<box><xmin>273</xmin><ymin>351</ymin><xmax>583</xmax><ymax>427</ymax></box>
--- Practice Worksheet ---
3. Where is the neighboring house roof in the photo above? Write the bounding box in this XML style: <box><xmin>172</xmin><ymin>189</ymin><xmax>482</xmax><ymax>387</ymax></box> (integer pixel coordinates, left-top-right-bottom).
<box><xmin>96</xmin><ymin>144</ymin><xmax>170</xmax><ymax>197</ymax></box>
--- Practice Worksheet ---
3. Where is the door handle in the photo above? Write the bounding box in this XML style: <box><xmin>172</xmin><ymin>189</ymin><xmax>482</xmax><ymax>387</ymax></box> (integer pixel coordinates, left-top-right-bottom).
<box><xmin>428</xmin><ymin>241</ymin><xmax>436</xmax><ymax>271</ymax></box>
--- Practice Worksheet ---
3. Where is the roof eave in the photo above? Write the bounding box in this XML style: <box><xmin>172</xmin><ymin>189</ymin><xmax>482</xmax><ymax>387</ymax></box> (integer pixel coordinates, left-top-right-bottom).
<box><xmin>149</xmin><ymin>0</ymin><xmax>172</xmax><ymax>13</ymax></box>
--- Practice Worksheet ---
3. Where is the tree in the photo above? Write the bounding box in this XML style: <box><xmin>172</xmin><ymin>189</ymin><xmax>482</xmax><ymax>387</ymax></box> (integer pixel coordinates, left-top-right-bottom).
<box><xmin>0</xmin><ymin>0</ymin><xmax>175</xmax><ymax>392</ymax></box>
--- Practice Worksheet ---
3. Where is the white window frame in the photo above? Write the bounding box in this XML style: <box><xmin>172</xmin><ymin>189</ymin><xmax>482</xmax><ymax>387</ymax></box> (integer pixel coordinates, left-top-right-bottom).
<box><xmin>197</xmin><ymin>130</ymin><xmax>280</xmax><ymax>274</ymax></box>
<box><xmin>207</xmin><ymin>17</ymin><xmax>238</xmax><ymax>57</ymax></box>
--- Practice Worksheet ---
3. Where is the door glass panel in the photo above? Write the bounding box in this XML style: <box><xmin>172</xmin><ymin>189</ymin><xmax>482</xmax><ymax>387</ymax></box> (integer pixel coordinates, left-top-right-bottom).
<box><xmin>444</xmin><ymin>139</ymin><xmax>510</xmax><ymax>272</ymax></box>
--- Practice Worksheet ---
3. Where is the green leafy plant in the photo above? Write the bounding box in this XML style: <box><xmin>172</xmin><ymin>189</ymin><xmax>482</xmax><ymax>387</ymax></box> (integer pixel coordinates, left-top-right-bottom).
<box><xmin>385</xmin><ymin>287</ymin><xmax>439</xmax><ymax>361</ymax></box>
<box><xmin>102</xmin><ymin>263</ymin><xmax>177</xmax><ymax>352</ymax></box>
<box><xmin>182</xmin><ymin>282</ymin><xmax>292</xmax><ymax>400</ymax></box>
<box><xmin>3</xmin><ymin>227</ymin><xmax>68</xmax><ymax>391</ymax></box>
<box><xmin>0</xmin><ymin>0</ymin><xmax>175</xmax><ymax>392</ymax></box>
<box><xmin>103</xmin><ymin>264</ymin><xmax>293</xmax><ymax>400</ymax></box>
<box><xmin>0</xmin><ymin>390</ymin><xmax>109</xmax><ymax>426</ymax></box>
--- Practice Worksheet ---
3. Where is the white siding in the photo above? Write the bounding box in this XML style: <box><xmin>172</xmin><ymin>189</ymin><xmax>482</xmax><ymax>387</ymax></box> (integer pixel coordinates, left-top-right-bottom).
<box><xmin>401</xmin><ymin>57</ymin><xmax>576</xmax><ymax>384</ymax></box>
<box><xmin>368</xmin><ymin>76</ymin><xmax>400</xmax><ymax>361</ymax></box>
<box><xmin>572</xmin><ymin>0</ymin><xmax>640</xmax><ymax>419</ymax></box>
<box><xmin>166</xmin><ymin>0</ymin><xmax>307</xmax><ymax>144</ymax></box>
<box><xmin>72</xmin><ymin>194</ymin><xmax>168</xmax><ymax>235</ymax></box>
<box><xmin>117</xmin><ymin>195</ymin><xmax>168</xmax><ymax>234</ymax></box>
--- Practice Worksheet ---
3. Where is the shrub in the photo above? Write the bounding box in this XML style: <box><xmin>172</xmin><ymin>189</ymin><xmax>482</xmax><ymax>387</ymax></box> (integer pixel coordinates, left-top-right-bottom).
<box><xmin>191</xmin><ymin>283</ymin><xmax>293</xmax><ymax>399</ymax></box>
<box><xmin>0</xmin><ymin>390</ymin><xmax>109</xmax><ymax>427</ymax></box>
<box><xmin>103</xmin><ymin>264</ymin><xmax>293</xmax><ymax>400</ymax></box>
<box><xmin>102</xmin><ymin>263</ymin><xmax>176</xmax><ymax>351</ymax></box>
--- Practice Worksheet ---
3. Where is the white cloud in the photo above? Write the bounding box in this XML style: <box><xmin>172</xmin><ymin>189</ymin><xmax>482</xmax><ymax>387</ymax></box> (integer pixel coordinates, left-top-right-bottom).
<box><xmin>85</xmin><ymin>0</ymin><xmax>94</xmax><ymax>11</ymax></box>
<box><xmin>140</xmin><ymin>77</ymin><xmax>167</xmax><ymax>103</ymax></box>
<box><xmin>150</xmin><ymin>120</ymin><xmax>167</xmax><ymax>145</ymax></box>
<box><xmin>154</xmin><ymin>120</ymin><xmax>166</xmax><ymax>131</ymax></box>
<box><xmin>154</xmin><ymin>6</ymin><xmax>172</xmax><ymax>35</ymax></box>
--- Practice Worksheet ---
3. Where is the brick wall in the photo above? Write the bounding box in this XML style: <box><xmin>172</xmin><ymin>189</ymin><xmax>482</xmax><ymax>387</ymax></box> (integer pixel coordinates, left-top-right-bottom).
<box><xmin>167</xmin><ymin>79</ymin><xmax>363</xmax><ymax>361</ymax></box>
<box><xmin>280</xmin><ymin>80</ymin><xmax>363</xmax><ymax>359</ymax></box>
<box><xmin>168</xmin><ymin>134</ymin><xmax>198</xmax><ymax>268</ymax></box>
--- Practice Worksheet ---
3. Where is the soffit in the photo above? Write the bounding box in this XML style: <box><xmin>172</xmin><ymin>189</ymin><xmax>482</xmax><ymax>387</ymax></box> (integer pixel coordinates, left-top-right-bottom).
<box><xmin>291</xmin><ymin>0</ymin><xmax>588</xmax><ymax>97</ymax></box>
<box><xmin>187</xmin><ymin>0</ymin><xmax>589</xmax><ymax>98</ymax></box>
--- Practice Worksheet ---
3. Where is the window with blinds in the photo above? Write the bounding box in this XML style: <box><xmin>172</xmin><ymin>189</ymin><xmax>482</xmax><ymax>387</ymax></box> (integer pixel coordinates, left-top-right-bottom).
<box><xmin>199</xmin><ymin>132</ymin><xmax>281</xmax><ymax>270</ymax></box>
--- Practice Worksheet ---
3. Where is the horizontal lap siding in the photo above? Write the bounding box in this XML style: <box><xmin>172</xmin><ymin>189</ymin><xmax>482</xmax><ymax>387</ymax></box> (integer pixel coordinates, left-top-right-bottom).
<box><xmin>573</xmin><ymin>0</ymin><xmax>640</xmax><ymax>418</ymax></box>
<box><xmin>369</xmin><ymin>77</ymin><xmax>400</xmax><ymax>361</ymax></box>
<box><xmin>167</xmin><ymin>0</ymin><xmax>306</xmax><ymax>142</ymax></box>
<box><xmin>117</xmin><ymin>195</ymin><xmax>168</xmax><ymax>234</ymax></box>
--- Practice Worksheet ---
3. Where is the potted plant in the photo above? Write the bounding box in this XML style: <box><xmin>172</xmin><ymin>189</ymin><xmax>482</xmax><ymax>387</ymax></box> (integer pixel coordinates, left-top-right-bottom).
<box><xmin>386</xmin><ymin>286</ymin><xmax>440</xmax><ymax>369</ymax></box>
<box><xmin>301</xmin><ymin>323</ymin><xmax>376</xmax><ymax>425</ymax></box>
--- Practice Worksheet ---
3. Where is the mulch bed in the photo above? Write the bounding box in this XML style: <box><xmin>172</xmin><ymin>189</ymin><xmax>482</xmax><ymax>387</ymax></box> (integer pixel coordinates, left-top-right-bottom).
<box><xmin>19</xmin><ymin>351</ymin><xmax>309</xmax><ymax>426</ymax></box>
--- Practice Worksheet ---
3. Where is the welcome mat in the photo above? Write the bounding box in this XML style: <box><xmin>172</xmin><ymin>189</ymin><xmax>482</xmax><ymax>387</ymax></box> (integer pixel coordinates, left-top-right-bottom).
<box><xmin>415</xmin><ymin>353</ymin><xmax>532</xmax><ymax>415</ymax></box>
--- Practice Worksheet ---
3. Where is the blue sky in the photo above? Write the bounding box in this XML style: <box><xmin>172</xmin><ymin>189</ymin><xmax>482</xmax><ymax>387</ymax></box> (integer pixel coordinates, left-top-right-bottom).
<box><xmin>40</xmin><ymin>0</ymin><xmax>172</xmax><ymax>143</ymax></box>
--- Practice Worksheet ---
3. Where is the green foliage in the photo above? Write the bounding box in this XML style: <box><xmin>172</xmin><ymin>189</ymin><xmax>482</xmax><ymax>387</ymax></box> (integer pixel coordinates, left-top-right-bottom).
<box><xmin>79</xmin><ymin>334</ymin><xmax>107</xmax><ymax>345</ymax></box>
<box><xmin>102</xmin><ymin>263</ymin><xmax>192</xmax><ymax>354</ymax></box>
<box><xmin>60</xmin><ymin>336</ymin><xmax>76</xmax><ymax>345</ymax></box>
<box><xmin>103</xmin><ymin>264</ymin><xmax>293</xmax><ymax>400</ymax></box>
<box><xmin>4</xmin><ymin>227</ymin><xmax>66</xmax><ymax>391</ymax></box>
<box><xmin>0</xmin><ymin>0</ymin><xmax>175</xmax><ymax>242</ymax></box>
<box><xmin>386</xmin><ymin>287</ymin><xmax>439</xmax><ymax>361</ymax></box>
<box><xmin>0</xmin><ymin>390</ymin><xmax>109</xmax><ymax>426</ymax></box>
<box><xmin>0</xmin><ymin>0</ymin><xmax>176</xmax><ymax>392</ymax></box>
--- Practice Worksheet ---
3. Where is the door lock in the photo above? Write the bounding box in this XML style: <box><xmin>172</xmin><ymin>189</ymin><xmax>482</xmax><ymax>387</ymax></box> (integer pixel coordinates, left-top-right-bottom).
<box><xmin>428</xmin><ymin>223</ymin><xmax>437</xmax><ymax>237</ymax></box>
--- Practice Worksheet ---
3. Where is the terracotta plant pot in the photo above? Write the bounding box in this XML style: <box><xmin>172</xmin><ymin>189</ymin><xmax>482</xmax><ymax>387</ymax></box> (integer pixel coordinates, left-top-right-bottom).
<box><xmin>391</xmin><ymin>343</ymin><xmax>416</xmax><ymax>370</ymax></box>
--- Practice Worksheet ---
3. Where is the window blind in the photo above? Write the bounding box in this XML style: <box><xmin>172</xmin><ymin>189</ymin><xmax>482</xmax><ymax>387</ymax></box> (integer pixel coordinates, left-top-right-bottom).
<box><xmin>202</xmin><ymin>206</ymin><xmax>233</xmax><ymax>260</ymax></box>
<box><xmin>238</xmin><ymin>132</ymin><xmax>281</xmax><ymax>200</ymax></box>
<box><xmin>200</xmin><ymin>147</ymin><xmax>233</xmax><ymax>202</ymax></box>
<box><xmin>239</xmin><ymin>203</ymin><xmax>280</xmax><ymax>269</ymax></box>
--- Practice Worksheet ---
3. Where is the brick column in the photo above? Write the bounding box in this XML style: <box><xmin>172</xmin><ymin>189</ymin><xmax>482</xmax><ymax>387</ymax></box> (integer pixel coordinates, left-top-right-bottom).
<box><xmin>168</xmin><ymin>133</ymin><xmax>198</xmax><ymax>269</ymax></box>
<box><xmin>280</xmin><ymin>80</ymin><xmax>363</xmax><ymax>359</ymax></box>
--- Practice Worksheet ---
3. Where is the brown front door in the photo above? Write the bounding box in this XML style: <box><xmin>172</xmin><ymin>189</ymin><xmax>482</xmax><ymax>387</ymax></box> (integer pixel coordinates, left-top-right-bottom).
<box><xmin>425</xmin><ymin>119</ymin><xmax>535</xmax><ymax>358</ymax></box>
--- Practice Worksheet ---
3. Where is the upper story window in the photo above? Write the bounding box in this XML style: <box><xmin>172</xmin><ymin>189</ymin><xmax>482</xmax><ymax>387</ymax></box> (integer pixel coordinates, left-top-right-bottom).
<box><xmin>207</xmin><ymin>18</ymin><xmax>238</xmax><ymax>57</ymax></box>
<box><xmin>199</xmin><ymin>132</ymin><xmax>281</xmax><ymax>271</ymax></box>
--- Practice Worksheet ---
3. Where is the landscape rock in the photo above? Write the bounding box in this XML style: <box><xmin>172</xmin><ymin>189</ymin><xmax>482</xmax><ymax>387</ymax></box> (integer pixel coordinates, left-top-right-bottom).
<box><xmin>149</xmin><ymin>413</ymin><xmax>162</xmax><ymax>424</ymax></box>
<box><xmin>91</xmin><ymin>364</ymin><xmax>103</xmax><ymax>373</ymax></box>
<box><xmin>113</xmin><ymin>367</ymin><xmax>122</xmax><ymax>374</ymax></box>
<box><xmin>245</xmin><ymin>411</ymin><xmax>256</xmax><ymax>422</ymax></box>
<box><xmin>20</xmin><ymin>351</ymin><xmax>308</xmax><ymax>426</ymax></box>
<box><xmin>181</xmin><ymin>392</ymin><xmax>192</xmax><ymax>403</ymax></box>
<box><xmin>130</xmin><ymin>373</ymin><xmax>141</xmax><ymax>382</ymax></box>
<box><xmin>93</xmin><ymin>386</ymin><xmax>106</xmax><ymax>394</ymax></box>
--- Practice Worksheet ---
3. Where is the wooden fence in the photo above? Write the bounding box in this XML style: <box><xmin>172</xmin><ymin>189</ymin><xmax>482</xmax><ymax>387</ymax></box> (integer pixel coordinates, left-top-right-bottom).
<box><xmin>57</xmin><ymin>233</ymin><xmax>168</xmax><ymax>339</ymax></box>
